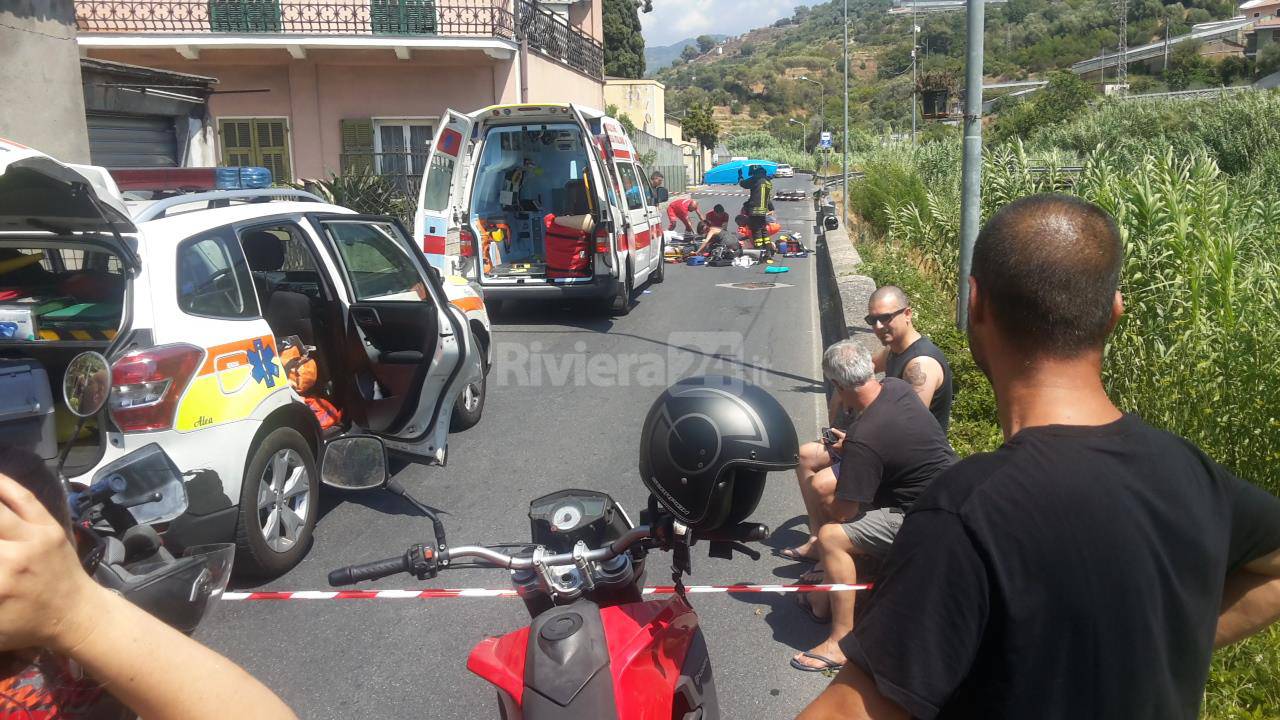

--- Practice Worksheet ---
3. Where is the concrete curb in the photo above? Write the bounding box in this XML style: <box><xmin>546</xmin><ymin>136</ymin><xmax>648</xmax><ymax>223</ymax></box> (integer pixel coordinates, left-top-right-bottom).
<box><xmin>815</xmin><ymin>222</ymin><xmax>879</xmax><ymax>358</ymax></box>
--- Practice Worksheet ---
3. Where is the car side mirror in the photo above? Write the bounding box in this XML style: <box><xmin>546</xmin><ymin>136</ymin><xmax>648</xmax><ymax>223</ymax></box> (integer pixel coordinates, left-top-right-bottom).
<box><xmin>321</xmin><ymin>436</ymin><xmax>388</xmax><ymax>491</ymax></box>
<box><xmin>63</xmin><ymin>351</ymin><xmax>110</xmax><ymax>418</ymax></box>
<box><xmin>823</xmin><ymin>215</ymin><xmax>839</xmax><ymax>231</ymax></box>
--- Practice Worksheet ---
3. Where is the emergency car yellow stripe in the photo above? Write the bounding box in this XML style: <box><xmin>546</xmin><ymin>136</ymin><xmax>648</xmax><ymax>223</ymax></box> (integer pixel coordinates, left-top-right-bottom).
<box><xmin>176</xmin><ymin>335</ymin><xmax>285</xmax><ymax>432</ymax></box>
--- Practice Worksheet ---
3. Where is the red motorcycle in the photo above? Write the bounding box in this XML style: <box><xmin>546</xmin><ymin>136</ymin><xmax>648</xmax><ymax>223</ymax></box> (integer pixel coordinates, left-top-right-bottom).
<box><xmin>323</xmin><ymin>375</ymin><xmax>799</xmax><ymax>720</ymax></box>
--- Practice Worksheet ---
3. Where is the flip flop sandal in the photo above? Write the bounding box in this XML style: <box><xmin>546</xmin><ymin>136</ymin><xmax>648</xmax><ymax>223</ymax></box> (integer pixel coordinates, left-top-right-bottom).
<box><xmin>798</xmin><ymin>569</ymin><xmax>825</xmax><ymax>584</ymax></box>
<box><xmin>790</xmin><ymin>652</ymin><xmax>845</xmax><ymax>673</ymax></box>
<box><xmin>773</xmin><ymin>547</ymin><xmax>818</xmax><ymax>562</ymax></box>
<box><xmin>794</xmin><ymin>593</ymin><xmax>830</xmax><ymax>624</ymax></box>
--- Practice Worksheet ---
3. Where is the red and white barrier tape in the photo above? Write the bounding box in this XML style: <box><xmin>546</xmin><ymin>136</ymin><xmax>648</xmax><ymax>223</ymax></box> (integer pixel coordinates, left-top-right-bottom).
<box><xmin>223</xmin><ymin>583</ymin><xmax>871</xmax><ymax>601</ymax></box>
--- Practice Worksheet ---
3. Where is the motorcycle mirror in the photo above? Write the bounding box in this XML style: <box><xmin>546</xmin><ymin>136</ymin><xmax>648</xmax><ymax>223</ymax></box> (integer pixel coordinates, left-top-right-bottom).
<box><xmin>63</xmin><ymin>351</ymin><xmax>110</xmax><ymax>418</ymax></box>
<box><xmin>321</xmin><ymin>436</ymin><xmax>388</xmax><ymax>491</ymax></box>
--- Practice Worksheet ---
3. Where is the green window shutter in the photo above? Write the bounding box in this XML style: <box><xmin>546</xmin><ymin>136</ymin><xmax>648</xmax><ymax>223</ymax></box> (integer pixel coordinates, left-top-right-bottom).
<box><xmin>208</xmin><ymin>0</ymin><xmax>281</xmax><ymax>32</ymax></box>
<box><xmin>253</xmin><ymin>119</ymin><xmax>291</xmax><ymax>184</ymax></box>
<box><xmin>219</xmin><ymin>119</ymin><xmax>254</xmax><ymax>166</ymax></box>
<box><xmin>405</xmin><ymin>0</ymin><xmax>436</xmax><ymax>34</ymax></box>
<box><xmin>370</xmin><ymin>0</ymin><xmax>436</xmax><ymax>35</ymax></box>
<box><xmin>340</xmin><ymin>118</ymin><xmax>374</xmax><ymax>174</ymax></box>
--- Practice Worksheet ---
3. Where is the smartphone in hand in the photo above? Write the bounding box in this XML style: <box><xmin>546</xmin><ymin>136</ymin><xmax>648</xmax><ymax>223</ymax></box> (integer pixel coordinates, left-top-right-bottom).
<box><xmin>821</xmin><ymin>427</ymin><xmax>839</xmax><ymax>445</ymax></box>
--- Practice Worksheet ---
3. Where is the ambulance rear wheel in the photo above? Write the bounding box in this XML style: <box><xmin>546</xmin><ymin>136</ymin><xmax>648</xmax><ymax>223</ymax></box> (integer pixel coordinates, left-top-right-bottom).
<box><xmin>235</xmin><ymin>427</ymin><xmax>318</xmax><ymax>577</ymax></box>
<box><xmin>609</xmin><ymin>264</ymin><xmax>633</xmax><ymax>316</ymax></box>
<box><xmin>650</xmin><ymin>254</ymin><xmax>665</xmax><ymax>284</ymax></box>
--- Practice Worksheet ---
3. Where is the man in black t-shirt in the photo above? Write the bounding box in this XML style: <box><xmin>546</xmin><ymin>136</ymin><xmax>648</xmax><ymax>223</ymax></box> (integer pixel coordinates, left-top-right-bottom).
<box><xmin>790</xmin><ymin>340</ymin><xmax>957</xmax><ymax>673</ymax></box>
<box><xmin>798</xmin><ymin>194</ymin><xmax>1280</xmax><ymax>719</ymax></box>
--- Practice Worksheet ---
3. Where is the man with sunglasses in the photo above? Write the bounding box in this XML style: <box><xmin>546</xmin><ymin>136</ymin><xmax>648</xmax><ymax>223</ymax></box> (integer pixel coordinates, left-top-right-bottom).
<box><xmin>866</xmin><ymin>286</ymin><xmax>952</xmax><ymax>431</ymax></box>
<box><xmin>799</xmin><ymin>194</ymin><xmax>1280</xmax><ymax>719</ymax></box>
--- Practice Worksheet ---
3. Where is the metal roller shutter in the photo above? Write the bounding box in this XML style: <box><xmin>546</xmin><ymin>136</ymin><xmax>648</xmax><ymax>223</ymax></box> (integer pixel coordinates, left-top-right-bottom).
<box><xmin>87</xmin><ymin>113</ymin><xmax>179</xmax><ymax>168</ymax></box>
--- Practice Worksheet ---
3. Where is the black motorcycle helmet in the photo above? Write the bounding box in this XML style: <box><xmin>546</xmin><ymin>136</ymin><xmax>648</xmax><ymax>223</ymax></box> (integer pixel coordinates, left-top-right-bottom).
<box><xmin>639</xmin><ymin>376</ymin><xmax>798</xmax><ymax>531</ymax></box>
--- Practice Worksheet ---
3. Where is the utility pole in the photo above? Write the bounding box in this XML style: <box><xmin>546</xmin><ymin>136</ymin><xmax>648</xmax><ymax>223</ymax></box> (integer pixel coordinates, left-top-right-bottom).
<box><xmin>1163</xmin><ymin>16</ymin><xmax>1170</xmax><ymax>72</ymax></box>
<box><xmin>911</xmin><ymin>0</ymin><xmax>919</xmax><ymax>144</ymax></box>
<box><xmin>957</xmin><ymin>0</ymin><xmax>986</xmax><ymax>330</ymax></box>
<box><xmin>1116</xmin><ymin>0</ymin><xmax>1128</xmax><ymax>94</ymax></box>
<box><xmin>843</xmin><ymin>0</ymin><xmax>849</xmax><ymax>226</ymax></box>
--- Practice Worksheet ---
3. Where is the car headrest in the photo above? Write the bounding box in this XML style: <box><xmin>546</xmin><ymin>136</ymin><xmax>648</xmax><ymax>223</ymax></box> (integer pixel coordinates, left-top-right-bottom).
<box><xmin>242</xmin><ymin>230</ymin><xmax>285</xmax><ymax>272</ymax></box>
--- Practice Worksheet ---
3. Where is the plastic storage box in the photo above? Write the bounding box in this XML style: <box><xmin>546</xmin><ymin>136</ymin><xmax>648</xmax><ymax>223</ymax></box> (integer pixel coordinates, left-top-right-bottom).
<box><xmin>0</xmin><ymin>358</ymin><xmax>57</xmax><ymax>460</ymax></box>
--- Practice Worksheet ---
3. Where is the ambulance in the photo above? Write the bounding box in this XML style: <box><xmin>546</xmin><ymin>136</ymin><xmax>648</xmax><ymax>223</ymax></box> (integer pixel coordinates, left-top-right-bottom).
<box><xmin>414</xmin><ymin>104</ymin><xmax>666</xmax><ymax>315</ymax></box>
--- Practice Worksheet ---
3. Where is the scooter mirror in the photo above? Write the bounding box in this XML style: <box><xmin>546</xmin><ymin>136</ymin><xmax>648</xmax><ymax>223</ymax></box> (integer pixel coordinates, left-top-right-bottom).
<box><xmin>63</xmin><ymin>351</ymin><xmax>110</xmax><ymax>418</ymax></box>
<box><xmin>321</xmin><ymin>436</ymin><xmax>388</xmax><ymax>491</ymax></box>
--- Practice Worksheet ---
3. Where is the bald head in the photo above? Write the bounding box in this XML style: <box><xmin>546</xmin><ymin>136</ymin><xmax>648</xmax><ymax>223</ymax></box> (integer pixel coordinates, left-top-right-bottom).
<box><xmin>869</xmin><ymin>285</ymin><xmax>909</xmax><ymax>309</ymax></box>
<box><xmin>972</xmin><ymin>194</ymin><xmax>1122</xmax><ymax>357</ymax></box>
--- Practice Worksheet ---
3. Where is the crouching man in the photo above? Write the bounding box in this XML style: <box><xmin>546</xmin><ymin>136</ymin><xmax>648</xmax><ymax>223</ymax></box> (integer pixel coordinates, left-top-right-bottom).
<box><xmin>790</xmin><ymin>340</ymin><xmax>957</xmax><ymax>673</ymax></box>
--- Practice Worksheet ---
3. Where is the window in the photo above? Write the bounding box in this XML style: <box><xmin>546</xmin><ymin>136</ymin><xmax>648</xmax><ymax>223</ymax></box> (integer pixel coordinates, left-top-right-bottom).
<box><xmin>177</xmin><ymin>230</ymin><xmax>258</xmax><ymax>318</ymax></box>
<box><xmin>238</xmin><ymin>223</ymin><xmax>329</xmax><ymax>300</ymax></box>
<box><xmin>323</xmin><ymin>221</ymin><xmax>426</xmax><ymax>302</ymax></box>
<box><xmin>219</xmin><ymin>118</ymin><xmax>291</xmax><ymax>185</ymax></box>
<box><xmin>374</xmin><ymin>119</ymin><xmax>435</xmax><ymax>180</ymax></box>
<box><xmin>637</xmin><ymin>169</ymin><xmax>656</xmax><ymax>208</ymax></box>
<box><xmin>616</xmin><ymin>163</ymin><xmax>644</xmax><ymax>211</ymax></box>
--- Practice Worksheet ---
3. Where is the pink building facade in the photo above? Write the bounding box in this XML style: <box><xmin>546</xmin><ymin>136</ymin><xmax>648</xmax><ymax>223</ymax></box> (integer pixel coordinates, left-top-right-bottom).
<box><xmin>76</xmin><ymin>0</ymin><xmax>605</xmax><ymax>183</ymax></box>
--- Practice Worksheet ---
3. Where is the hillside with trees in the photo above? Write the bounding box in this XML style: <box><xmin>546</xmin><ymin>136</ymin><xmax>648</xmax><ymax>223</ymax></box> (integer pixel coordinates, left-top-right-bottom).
<box><xmin>656</xmin><ymin>0</ymin><xmax>1257</xmax><ymax>149</ymax></box>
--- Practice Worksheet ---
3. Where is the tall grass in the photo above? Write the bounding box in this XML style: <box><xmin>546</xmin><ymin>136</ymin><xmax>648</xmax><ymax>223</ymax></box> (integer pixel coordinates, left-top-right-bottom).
<box><xmin>862</xmin><ymin>144</ymin><xmax>1280</xmax><ymax>494</ymax></box>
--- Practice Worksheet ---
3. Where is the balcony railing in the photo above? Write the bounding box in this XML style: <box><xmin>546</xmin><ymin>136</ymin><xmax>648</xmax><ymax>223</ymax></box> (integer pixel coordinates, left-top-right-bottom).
<box><xmin>75</xmin><ymin>0</ymin><xmax>603</xmax><ymax>78</ymax></box>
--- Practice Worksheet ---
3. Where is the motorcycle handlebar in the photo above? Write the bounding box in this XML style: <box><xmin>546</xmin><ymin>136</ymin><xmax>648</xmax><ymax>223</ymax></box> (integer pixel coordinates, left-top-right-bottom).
<box><xmin>327</xmin><ymin>521</ymin><xmax>771</xmax><ymax>586</ymax></box>
<box><xmin>328</xmin><ymin>554</ymin><xmax>410</xmax><ymax>587</ymax></box>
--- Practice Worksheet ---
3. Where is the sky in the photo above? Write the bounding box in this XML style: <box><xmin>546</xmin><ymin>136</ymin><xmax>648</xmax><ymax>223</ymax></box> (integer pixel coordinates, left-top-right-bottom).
<box><xmin>639</xmin><ymin>0</ymin><xmax>827</xmax><ymax>47</ymax></box>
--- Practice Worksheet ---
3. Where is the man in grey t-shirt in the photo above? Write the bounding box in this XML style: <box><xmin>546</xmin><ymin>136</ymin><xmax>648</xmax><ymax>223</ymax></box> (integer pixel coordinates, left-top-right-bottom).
<box><xmin>790</xmin><ymin>340</ymin><xmax>957</xmax><ymax>673</ymax></box>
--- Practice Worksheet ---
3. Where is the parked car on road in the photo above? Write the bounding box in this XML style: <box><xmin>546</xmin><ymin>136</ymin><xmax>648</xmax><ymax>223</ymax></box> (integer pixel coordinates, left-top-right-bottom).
<box><xmin>414</xmin><ymin>104</ymin><xmax>666</xmax><ymax>316</ymax></box>
<box><xmin>0</xmin><ymin>140</ymin><xmax>490</xmax><ymax>576</ymax></box>
<box><xmin>775</xmin><ymin>164</ymin><xmax>795</xmax><ymax>178</ymax></box>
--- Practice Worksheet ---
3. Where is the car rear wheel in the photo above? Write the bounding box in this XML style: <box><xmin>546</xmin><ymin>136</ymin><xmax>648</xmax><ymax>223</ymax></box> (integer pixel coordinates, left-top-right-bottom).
<box><xmin>235</xmin><ymin>427</ymin><xmax>318</xmax><ymax>577</ymax></box>
<box><xmin>650</xmin><ymin>253</ymin><xmax>665</xmax><ymax>284</ymax></box>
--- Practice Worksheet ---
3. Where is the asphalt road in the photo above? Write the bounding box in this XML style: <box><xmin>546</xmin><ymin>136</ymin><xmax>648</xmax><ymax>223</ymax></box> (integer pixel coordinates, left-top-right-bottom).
<box><xmin>197</xmin><ymin>176</ymin><xmax>834</xmax><ymax>719</ymax></box>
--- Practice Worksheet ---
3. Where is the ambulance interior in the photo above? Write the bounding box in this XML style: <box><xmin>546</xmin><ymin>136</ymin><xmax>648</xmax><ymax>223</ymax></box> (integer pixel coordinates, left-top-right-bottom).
<box><xmin>0</xmin><ymin>244</ymin><xmax>127</xmax><ymax>472</ymax></box>
<box><xmin>468</xmin><ymin>123</ymin><xmax>598</xmax><ymax>280</ymax></box>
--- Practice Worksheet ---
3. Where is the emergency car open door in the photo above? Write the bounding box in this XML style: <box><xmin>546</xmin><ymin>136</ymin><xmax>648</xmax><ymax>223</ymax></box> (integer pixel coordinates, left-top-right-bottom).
<box><xmin>414</xmin><ymin>110</ymin><xmax>474</xmax><ymax>273</ymax></box>
<box><xmin>312</xmin><ymin>214</ymin><xmax>478</xmax><ymax>464</ymax></box>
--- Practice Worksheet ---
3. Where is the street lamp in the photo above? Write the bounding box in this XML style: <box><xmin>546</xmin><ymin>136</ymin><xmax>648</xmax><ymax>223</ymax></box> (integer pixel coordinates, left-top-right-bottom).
<box><xmin>798</xmin><ymin>75</ymin><xmax>825</xmax><ymax>171</ymax></box>
<box><xmin>797</xmin><ymin>76</ymin><xmax>824</xmax><ymax>137</ymax></box>
<box><xmin>788</xmin><ymin>118</ymin><xmax>804</xmax><ymax>153</ymax></box>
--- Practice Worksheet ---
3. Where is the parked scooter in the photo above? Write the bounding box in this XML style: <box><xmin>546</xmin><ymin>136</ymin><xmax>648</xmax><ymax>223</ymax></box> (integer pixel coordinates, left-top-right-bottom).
<box><xmin>60</xmin><ymin>351</ymin><xmax>235</xmax><ymax>634</ymax></box>
<box><xmin>323</xmin><ymin>375</ymin><xmax>799</xmax><ymax>719</ymax></box>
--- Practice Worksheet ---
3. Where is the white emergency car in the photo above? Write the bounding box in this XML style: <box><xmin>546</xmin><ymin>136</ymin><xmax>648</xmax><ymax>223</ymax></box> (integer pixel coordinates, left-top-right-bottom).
<box><xmin>414</xmin><ymin>104</ymin><xmax>666</xmax><ymax>315</ymax></box>
<box><xmin>0</xmin><ymin>140</ymin><xmax>489</xmax><ymax>576</ymax></box>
